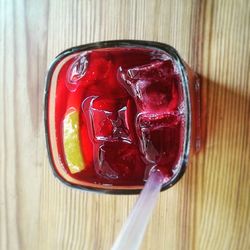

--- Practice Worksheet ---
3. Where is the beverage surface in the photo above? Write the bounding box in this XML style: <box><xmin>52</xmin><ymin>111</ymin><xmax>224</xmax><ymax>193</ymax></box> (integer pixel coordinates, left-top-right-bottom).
<box><xmin>53</xmin><ymin>47</ymin><xmax>185</xmax><ymax>187</ymax></box>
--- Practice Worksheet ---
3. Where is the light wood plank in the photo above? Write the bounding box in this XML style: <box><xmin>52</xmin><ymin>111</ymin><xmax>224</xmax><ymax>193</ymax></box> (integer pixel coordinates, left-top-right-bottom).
<box><xmin>0</xmin><ymin>0</ymin><xmax>249</xmax><ymax>249</ymax></box>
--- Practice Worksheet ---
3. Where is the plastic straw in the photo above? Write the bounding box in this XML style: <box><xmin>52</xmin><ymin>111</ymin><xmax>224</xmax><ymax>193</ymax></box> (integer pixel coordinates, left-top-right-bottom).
<box><xmin>111</xmin><ymin>169</ymin><xmax>164</xmax><ymax>250</ymax></box>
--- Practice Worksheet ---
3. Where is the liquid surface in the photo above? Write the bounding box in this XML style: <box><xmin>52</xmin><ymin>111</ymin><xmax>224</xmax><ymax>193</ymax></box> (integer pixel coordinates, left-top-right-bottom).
<box><xmin>53</xmin><ymin>47</ymin><xmax>185</xmax><ymax>187</ymax></box>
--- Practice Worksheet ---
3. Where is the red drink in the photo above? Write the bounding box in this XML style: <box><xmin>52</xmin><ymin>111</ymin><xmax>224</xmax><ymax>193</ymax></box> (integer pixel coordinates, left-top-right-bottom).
<box><xmin>45</xmin><ymin>41</ymin><xmax>195</xmax><ymax>193</ymax></box>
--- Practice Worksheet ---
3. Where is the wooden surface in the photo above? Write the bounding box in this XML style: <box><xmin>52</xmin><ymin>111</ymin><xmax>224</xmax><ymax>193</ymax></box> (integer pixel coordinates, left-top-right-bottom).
<box><xmin>0</xmin><ymin>0</ymin><xmax>249</xmax><ymax>249</ymax></box>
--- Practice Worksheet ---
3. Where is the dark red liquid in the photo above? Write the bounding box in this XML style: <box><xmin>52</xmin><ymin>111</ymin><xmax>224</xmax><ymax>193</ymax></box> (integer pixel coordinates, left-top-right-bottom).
<box><xmin>54</xmin><ymin>47</ymin><xmax>185</xmax><ymax>187</ymax></box>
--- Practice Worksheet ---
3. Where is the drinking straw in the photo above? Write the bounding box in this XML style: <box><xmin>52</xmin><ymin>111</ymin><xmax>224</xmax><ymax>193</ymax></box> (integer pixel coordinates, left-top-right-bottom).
<box><xmin>112</xmin><ymin>169</ymin><xmax>164</xmax><ymax>250</ymax></box>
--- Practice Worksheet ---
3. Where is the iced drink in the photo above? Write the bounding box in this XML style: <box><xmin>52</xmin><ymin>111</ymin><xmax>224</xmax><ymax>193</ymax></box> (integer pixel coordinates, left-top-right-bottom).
<box><xmin>45</xmin><ymin>41</ymin><xmax>197</xmax><ymax>193</ymax></box>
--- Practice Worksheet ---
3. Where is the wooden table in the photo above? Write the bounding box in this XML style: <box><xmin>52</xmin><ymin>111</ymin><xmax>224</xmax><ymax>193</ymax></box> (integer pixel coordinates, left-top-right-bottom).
<box><xmin>1</xmin><ymin>0</ymin><xmax>249</xmax><ymax>249</ymax></box>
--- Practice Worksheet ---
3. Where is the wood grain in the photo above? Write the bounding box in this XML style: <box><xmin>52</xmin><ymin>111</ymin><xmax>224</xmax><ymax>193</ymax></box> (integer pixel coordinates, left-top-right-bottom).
<box><xmin>0</xmin><ymin>0</ymin><xmax>249</xmax><ymax>249</ymax></box>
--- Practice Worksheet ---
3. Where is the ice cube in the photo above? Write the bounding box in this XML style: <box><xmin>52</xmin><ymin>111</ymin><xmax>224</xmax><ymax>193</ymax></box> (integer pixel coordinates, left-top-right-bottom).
<box><xmin>66</xmin><ymin>52</ymin><xmax>88</xmax><ymax>91</ymax></box>
<box><xmin>93</xmin><ymin>141</ymin><xmax>142</xmax><ymax>179</ymax></box>
<box><xmin>150</xmin><ymin>50</ymin><xmax>173</xmax><ymax>62</ymax></box>
<box><xmin>126</xmin><ymin>60</ymin><xmax>174</xmax><ymax>80</ymax></box>
<box><xmin>136</xmin><ymin>112</ymin><xmax>182</xmax><ymax>167</ymax></box>
<box><xmin>82</xmin><ymin>96</ymin><xmax>141</xmax><ymax>179</ymax></box>
<box><xmin>93</xmin><ymin>143</ymin><xmax>119</xmax><ymax>179</ymax></box>
<box><xmin>82</xmin><ymin>96</ymin><xmax>132</xmax><ymax>143</ymax></box>
<box><xmin>118</xmin><ymin>60</ymin><xmax>180</xmax><ymax>112</ymax></box>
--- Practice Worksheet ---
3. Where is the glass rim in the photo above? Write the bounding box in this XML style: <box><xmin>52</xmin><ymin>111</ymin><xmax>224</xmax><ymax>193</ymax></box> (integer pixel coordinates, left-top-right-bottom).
<box><xmin>44</xmin><ymin>40</ymin><xmax>191</xmax><ymax>195</ymax></box>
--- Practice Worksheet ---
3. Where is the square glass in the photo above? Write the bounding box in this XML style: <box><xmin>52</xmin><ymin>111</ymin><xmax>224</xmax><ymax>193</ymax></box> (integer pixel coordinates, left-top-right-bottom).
<box><xmin>44</xmin><ymin>40</ymin><xmax>199</xmax><ymax>194</ymax></box>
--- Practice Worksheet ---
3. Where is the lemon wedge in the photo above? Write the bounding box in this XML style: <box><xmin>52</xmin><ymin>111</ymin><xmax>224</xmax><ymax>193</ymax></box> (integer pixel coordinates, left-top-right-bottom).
<box><xmin>63</xmin><ymin>109</ymin><xmax>84</xmax><ymax>174</ymax></box>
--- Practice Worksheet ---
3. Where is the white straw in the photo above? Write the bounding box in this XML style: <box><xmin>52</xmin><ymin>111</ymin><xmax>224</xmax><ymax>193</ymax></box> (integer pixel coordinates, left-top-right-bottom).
<box><xmin>112</xmin><ymin>170</ymin><xmax>164</xmax><ymax>250</ymax></box>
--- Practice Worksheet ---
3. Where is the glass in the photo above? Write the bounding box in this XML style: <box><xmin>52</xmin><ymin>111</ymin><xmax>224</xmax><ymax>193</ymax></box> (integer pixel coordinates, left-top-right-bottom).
<box><xmin>44</xmin><ymin>40</ymin><xmax>200</xmax><ymax>194</ymax></box>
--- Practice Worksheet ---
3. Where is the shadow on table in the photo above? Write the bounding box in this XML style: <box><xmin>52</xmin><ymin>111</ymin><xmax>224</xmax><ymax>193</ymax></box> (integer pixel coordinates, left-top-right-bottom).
<box><xmin>198</xmin><ymin>74</ymin><xmax>249</xmax><ymax>154</ymax></box>
<box><xmin>186</xmin><ymin>73</ymin><xmax>249</xmax><ymax>221</ymax></box>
